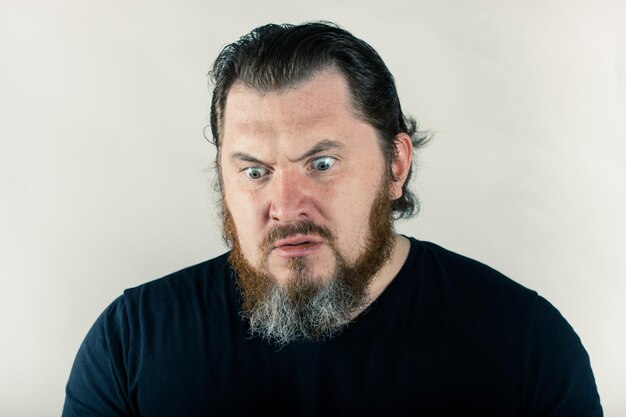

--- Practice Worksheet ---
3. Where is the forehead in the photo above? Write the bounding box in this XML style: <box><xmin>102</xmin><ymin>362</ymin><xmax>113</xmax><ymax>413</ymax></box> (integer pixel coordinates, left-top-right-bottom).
<box><xmin>221</xmin><ymin>71</ymin><xmax>365</xmax><ymax>146</ymax></box>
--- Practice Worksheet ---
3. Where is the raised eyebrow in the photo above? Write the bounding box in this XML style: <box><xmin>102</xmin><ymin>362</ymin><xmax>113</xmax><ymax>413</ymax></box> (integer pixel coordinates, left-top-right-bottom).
<box><xmin>288</xmin><ymin>139</ymin><xmax>344</xmax><ymax>163</ymax></box>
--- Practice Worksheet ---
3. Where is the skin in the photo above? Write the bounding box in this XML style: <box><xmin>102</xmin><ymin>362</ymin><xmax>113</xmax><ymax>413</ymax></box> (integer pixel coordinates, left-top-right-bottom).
<box><xmin>220</xmin><ymin>70</ymin><xmax>413</xmax><ymax>306</ymax></box>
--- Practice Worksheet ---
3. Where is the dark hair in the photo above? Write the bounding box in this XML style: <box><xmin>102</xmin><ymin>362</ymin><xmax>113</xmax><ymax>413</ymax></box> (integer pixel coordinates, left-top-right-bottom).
<box><xmin>208</xmin><ymin>21</ymin><xmax>429</xmax><ymax>219</ymax></box>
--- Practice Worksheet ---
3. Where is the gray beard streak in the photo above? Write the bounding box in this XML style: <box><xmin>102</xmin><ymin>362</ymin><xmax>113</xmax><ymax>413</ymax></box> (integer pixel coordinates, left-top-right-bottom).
<box><xmin>244</xmin><ymin>275</ymin><xmax>369</xmax><ymax>347</ymax></box>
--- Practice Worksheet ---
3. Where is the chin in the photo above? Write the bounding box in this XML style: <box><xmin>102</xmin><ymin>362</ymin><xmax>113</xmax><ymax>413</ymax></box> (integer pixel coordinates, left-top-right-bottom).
<box><xmin>268</xmin><ymin>258</ymin><xmax>336</xmax><ymax>287</ymax></box>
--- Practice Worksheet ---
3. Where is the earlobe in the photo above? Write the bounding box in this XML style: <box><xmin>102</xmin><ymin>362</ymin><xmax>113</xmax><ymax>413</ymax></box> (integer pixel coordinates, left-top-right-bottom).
<box><xmin>390</xmin><ymin>133</ymin><xmax>413</xmax><ymax>200</ymax></box>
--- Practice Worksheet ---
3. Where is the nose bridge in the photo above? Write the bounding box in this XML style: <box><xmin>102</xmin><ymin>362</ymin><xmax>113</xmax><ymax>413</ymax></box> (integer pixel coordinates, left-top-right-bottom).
<box><xmin>268</xmin><ymin>168</ymin><xmax>309</xmax><ymax>222</ymax></box>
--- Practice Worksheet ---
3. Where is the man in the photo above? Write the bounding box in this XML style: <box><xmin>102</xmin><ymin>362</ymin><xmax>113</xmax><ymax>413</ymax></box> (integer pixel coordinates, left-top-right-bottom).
<box><xmin>63</xmin><ymin>22</ymin><xmax>602</xmax><ymax>416</ymax></box>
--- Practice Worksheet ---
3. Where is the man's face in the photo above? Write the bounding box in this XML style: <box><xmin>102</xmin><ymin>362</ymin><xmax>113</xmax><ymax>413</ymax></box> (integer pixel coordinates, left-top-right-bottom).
<box><xmin>218</xmin><ymin>70</ymin><xmax>402</xmax><ymax>342</ymax></box>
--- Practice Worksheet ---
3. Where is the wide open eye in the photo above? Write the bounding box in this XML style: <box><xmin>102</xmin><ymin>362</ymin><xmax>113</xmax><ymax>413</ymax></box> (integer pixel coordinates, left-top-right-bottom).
<box><xmin>243</xmin><ymin>166</ymin><xmax>270</xmax><ymax>179</ymax></box>
<box><xmin>311</xmin><ymin>156</ymin><xmax>337</xmax><ymax>172</ymax></box>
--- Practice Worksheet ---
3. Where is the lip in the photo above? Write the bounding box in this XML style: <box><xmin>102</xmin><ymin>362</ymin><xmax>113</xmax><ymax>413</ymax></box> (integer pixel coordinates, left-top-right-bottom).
<box><xmin>272</xmin><ymin>234</ymin><xmax>324</xmax><ymax>258</ymax></box>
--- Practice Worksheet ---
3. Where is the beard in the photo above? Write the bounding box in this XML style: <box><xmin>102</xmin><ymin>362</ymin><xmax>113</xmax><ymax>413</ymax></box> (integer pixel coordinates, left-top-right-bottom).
<box><xmin>221</xmin><ymin>181</ymin><xmax>396</xmax><ymax>347</ymax></box>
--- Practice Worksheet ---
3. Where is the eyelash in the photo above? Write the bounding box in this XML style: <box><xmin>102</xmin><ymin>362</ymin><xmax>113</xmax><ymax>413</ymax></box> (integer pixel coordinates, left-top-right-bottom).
<box><xmin>309</xmin><ymin>156</ymin><xmax>337</xmax><ymax>172</ymax></box>
<box><xmin>241</xmin><ymin>156</ymin><xmax>338</xmax><ymax>180</ymax></box>
<box><xmin>242</xmin><ymin>166</ymin><xmax>269</xmax><ymax>180</ymax></box>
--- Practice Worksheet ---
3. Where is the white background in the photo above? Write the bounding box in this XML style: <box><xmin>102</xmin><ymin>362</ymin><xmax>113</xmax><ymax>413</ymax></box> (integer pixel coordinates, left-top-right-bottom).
<box><xmin>1</xmin><ymin>0</ymin><xmax>625</xmax><ymax>415</ymax></box>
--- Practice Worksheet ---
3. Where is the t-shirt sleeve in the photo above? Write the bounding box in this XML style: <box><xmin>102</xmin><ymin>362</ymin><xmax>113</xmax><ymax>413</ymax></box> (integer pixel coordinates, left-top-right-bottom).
<box><xmin>62</xmin><ymin>296</ymin><xmax>135</xmax><ymax>417</ymax></box>
<box><xmin>523</xmin><ymin>295</ymin><xmax>603</xmax><ymax>417</ymax></box>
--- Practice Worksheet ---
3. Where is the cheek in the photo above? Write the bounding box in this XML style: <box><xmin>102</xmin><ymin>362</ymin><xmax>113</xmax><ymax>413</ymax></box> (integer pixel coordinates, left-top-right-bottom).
<box><xmin>222</xmin><ymin>185</ymin><xmax>263</xmax><ymax>249</ymax></box>
<box><xmin>222</xmin><ymin>171</ymin><xmax>253</xmax><ymax>214</ymax></box>
<box><xmin>329</xmin><ymin>187</ymin><xmax>378</xmax><ymax>258</ymax></box>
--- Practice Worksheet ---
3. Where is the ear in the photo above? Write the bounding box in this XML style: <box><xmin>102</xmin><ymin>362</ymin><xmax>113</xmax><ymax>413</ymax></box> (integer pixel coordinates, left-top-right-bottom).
<box><xmin>389</xmin><ymin>133</ymin><xmax>413</xmax><ymax>200</ymax></box>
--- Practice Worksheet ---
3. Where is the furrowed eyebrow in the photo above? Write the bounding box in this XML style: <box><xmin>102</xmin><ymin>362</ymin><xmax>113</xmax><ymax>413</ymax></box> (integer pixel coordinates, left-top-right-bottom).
<box><xmin>228</xmin><ymin>139</ymin><xmax>344</xmax><ymax>166</ymax></box>
<box><xmin>229</xmin><ymin>152</ymin><xmax>266</xmax><ymax>165</ymax></box>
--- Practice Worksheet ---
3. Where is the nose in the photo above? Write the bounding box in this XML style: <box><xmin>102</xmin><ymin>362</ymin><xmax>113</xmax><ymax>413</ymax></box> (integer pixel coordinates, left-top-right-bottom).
<box><xmin>268</xmin><ymin>170</ymin><xmax>311</xmax><ymax>223</ymax></box>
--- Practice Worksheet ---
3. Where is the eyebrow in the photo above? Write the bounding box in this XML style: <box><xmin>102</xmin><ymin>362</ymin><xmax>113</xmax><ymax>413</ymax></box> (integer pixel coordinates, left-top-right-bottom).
<box><xmin>229</xmin><ymin>139</ymin><xmax>344</xmax><ymax>165</ymax></box>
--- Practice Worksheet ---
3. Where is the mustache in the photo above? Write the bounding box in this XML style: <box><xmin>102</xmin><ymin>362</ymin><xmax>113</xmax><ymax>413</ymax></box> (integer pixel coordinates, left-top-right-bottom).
<box><xmin>262</xmin><ymin>220</ymin><xmax>334</xmax><ymax>251</ymax></box>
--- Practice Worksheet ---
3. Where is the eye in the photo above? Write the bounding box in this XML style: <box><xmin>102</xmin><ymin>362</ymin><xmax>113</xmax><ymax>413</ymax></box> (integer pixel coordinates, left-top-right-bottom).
<box><xmin>243</xmin><ymin>166</ymin><xmax>270</xmax><ymax>179</ymax></box>
<box><xmin>311</xmin><ymin>156</ymin><xmax>337</xmax><ymax>172</ymax></box>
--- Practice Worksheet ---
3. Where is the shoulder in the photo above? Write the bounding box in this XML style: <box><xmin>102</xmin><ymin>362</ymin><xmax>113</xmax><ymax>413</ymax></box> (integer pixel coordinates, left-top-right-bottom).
<box><xmin>124</xmin><ymin>252</ymin><xmax>231</xmax><ymax>296</ymax></box>
<box><xmin>405</xmin><ymin>238</ymin><xmax>545</xmax><ymax>345</ymax></box>
<box><xmin>119</xmin><ymin>252</ymin><xmax>235</xmax><ymax>318</ymax></box>
<box><xmin>404</xmin><ymin>238</ymin><xmax>602</xmax><ymax>414</ymax></box>
<box><xmin>411</xmin><ymin>239</ymin><xmax>537</xmax><ymax>303</ymax></box>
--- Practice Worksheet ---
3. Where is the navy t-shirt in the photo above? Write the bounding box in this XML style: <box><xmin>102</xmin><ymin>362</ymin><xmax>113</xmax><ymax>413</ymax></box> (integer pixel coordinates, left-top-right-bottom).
<box><xmin>63</xmin><ymin>239</ymin><xmax>602</xmax><ymax>416</ymax></box>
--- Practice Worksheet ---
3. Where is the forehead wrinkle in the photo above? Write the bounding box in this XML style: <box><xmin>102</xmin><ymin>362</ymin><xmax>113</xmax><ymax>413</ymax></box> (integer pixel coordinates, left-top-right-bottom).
<box><xmin>231</xmin><ymin>102</ymin><xmax>339</xmax><ymax>136</ymax></box>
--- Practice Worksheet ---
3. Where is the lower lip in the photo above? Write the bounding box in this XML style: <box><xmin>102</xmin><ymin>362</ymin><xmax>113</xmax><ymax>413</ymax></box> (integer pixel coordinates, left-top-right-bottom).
<box><xmin>273</xmin><ymin>242</ymin><xmax>323</xmax><ymax>258</ymax></box>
